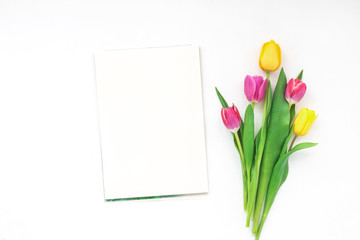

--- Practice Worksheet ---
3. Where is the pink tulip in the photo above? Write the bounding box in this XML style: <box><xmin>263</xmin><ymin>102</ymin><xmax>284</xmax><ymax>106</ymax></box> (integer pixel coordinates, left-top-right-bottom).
<box><xmin>285</xmin><ymin>78</ymin><xmax>307</xmax><ymax>105</ymax></box>
<box><xmin>221</xmin><ymin>105</ymin><xmax>241</xmax><ymax>133</ymax></box>
<box><xmin>244</xmin><ymin>75</ymin><xmax>268</xmax><ymax>103</ymax></box>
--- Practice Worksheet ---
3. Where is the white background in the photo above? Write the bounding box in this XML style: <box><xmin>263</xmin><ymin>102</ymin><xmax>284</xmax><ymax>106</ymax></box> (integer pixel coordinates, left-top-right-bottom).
<box><xmin>0</xmin><ymin>0</ymin><xmax>359</xmax><ymax>240</ymax></box>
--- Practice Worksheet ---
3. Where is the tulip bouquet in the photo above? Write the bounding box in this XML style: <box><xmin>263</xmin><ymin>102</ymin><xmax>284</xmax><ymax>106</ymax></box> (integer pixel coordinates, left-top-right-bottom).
<box><xmin>216</xmin><ymin>40</ymin><xmax>317</xmax><ymax>239</ymax></box>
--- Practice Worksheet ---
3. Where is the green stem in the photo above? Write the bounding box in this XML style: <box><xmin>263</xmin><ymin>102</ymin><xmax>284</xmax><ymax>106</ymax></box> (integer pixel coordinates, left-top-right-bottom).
<box><xmin>235</xmin><ymin>132</ymin><xmax>244</xmax><ymax>163</ymax></box>
<box><xmin>235</xmin><ymin>132</ymin><xmax>247</xmax><ymax>210</ymax></box>
<box><xmin>251</xmin><ymin>102</ymin><xmax>255</xmax><ymax>109</ymax></box>
<box><xmin>266</xmin><ymin>72</ymin><xmax>270</xmax><ymax>79</ymax></box>
<box><xmin>289</xmin><ymin>135</ymin><xmax>298</xmax><ymax>150</ymax></box>
<box><xmin>289</xmin><ymin>115</ymin><xmax>296</xmax><ymax>128</ymax></box>
<box><xmin>246</xmin><ymin>83</ymin><xmax>270</xmax><ymax>227</ymax></box>
<box><xmin>242</xmin><ymin>173</ymin><xmax>248</xmax><ymax>210</ymax></box>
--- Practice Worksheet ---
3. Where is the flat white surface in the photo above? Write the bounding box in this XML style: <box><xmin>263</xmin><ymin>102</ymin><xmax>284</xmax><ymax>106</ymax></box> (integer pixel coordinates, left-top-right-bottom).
<box><xmin>0</xmin><ymin>0</ymin><xmax>359</xmax><ymax>240</ymax></box>
<box><xmin>95</xmin><ymin>46</ymin><xmax>208</xmax><ymax>199</ymax></box>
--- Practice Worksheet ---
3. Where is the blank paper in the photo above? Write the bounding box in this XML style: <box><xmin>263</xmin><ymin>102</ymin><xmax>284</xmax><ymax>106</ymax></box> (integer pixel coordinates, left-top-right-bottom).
<box><xmin>95</xmin><ymin>46</ymin><xmax>208</xmax><ymax>200</ymax></box>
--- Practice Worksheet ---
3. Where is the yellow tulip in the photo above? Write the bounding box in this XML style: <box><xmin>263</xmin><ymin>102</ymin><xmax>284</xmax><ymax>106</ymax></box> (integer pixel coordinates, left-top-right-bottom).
<box><xmin>259</xmin><ymin>40</ymin><xmax>281</xmax><ymax>72</ymax></box>
<box><xmin>294</xmin><ymin>108</ymin><xmax>317</xmax><ymax>136</ymax></box>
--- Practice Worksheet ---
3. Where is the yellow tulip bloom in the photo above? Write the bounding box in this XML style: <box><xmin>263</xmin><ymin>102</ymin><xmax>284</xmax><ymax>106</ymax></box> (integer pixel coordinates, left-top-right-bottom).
<box><xmin>259</xmin><ymin>40</ymin><xmax>281</xmax><ymax>72</ymax></box>
<box><xmin>294</xmin><ymin>108</ymin><xmax>317</xmax><ymax>136</ymax></box>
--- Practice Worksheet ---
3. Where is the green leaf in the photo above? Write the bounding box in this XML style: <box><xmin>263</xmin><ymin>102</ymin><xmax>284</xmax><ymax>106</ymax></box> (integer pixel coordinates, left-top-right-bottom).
<box><xmin>252</xmin><ymin>68</ymin><xmax>290</xmax><ymax>233</ymax></box>
<box><xmin>279</xmin><ymin>142</ymin><xmax>317</xmax><ymax>186</ymax></box>
<box><xmin>255</xmin><ymin>128</ymin><xmax>261</xmax><ymax>154</ymax></box>
<box><xmin>250</xmin><ymin>128</ymin><xmax>261</xmax><ymax>181</ymax></box>
<box><xmin>243</xmin><ymin>104</ymin><xmax>255</xmax><ymax>188</ymax></box>
<box><xmin>281</xmin><ymin>142</ymin><xmax>318</xmax><ymax>163</ymax></box>
<box><xmin>280</xmin><ymin>125</ymin><xmax>294</xmax><ymax>156</ymax></box>
<box><xmin>255</xmin><ymin>141</ymin><xmax>317</xmax><ymax>240</ymax></box>
<box><xmin>215</xmin><ymin>87</ymin><xmax>229</xmax><ymax>108</ymax></box>
<box><xmin>280</xmin><ymin>162</ymin><xmax>289</xmax><ymax>187</ymax></box>
<box><xmin>263</xmin><ymin>142</ymin><xmax>318</xmax><ymax>215</ymax></box>
<box><xmin>278</xmin><ymin>125</ymin><xmax>294</xmax><ymax>188</ymax></box>
<box><xmin>239</xmin><ymin>119</ymin><xmax>244</xmax><ymax>144</ymax></box>
<box><xmin>296</xmin><ymin>69</ymin><xmax>303</xmax><ymax>80</ymax></box>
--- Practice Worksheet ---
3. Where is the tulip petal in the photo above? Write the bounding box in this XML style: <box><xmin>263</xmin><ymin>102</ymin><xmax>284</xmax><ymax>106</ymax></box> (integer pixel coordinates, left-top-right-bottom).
<box><xmin>285</xmin><ymin>78</ymin><xmax>295</xmax><ymax>101</ymax></box>
<box><xmin>232</xmin><ymin>105</ymin><xmax>241</xmax><ymax>120</ymax></box>
<box><xmin>244</xmin><ymin>75</ymin><xmax>256</xmax><ymax>102</ymax></box>
<box><xmin>259</xmin><ymin>40</ymin><xmax>281</xmax><ymax>72</ymax></box>
<box><xmin>252</xmin><ymin>75</ymin><xmax>263</xmax><ymax>101</ymax></box>
<box><xmin>257</xmin><ymin>78</ymin><xmax>268</xmax><ymax>102</ymax></box>
<box><xmin>294</xmin><ymin>108</ymin><xmax>317</xmax><ymax>136</ymax></box>
<box><xmin>221</xmin><ymin>106</ymin><xmax>241</xmax><ymax>132</ymax></box>
<box><xmin>254</xmin><ymin>75</ymin><xmax>264</xmax><ymax>89</ymax></box>
<box><xmin>221</xmin><ymin>108</ymin><xmax>228</xmax><ymax>126</ymax></box>
<box><xmin>294</xmin><ymin>108</ymin><xmax>308</xmax><ymax>135</ymax></box>
<box><xmin>300</xmin><ymin>114</ymin><xmax>317</xmax><ymax>136</ymax></box>
<box><xmin>259</xmin><ymin>42</ymin><xmax>267</xmax><ymax>71</ymax></box>
<box><xmin>292</xmin><ymin>82</ymin><xmax>307</xmax><ymax>103</ymax></box>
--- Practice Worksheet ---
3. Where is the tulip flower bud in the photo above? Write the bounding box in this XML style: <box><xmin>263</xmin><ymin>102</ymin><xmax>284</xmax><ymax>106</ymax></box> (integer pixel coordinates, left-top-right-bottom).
<box><xmin>221</xmin><ymin>105</ymin><xmax>241</xmax><ymax>133</ymax></box>
<box><xmin>244</xmin><ymin>75</ymin><xmax>268</xmax><ymax>103</ymax></box>
<box><xmin>259</xmin><ymin>40</ymin><xmax>281</xmax><ymax>72</ymax></box>
<box><xmin>285</xmin><ymin>78</ymin><xmax>307</xmax><ymax>105</ymax></box>
<box><xmin>294</xmin><ymin>108</ymin><xmax>317</xmax><ymax>136</ymax></box>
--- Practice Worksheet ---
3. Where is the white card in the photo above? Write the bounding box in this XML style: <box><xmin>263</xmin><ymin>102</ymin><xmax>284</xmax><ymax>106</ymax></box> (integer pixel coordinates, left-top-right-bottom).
<box><xmin>95</xmin><ymin>46</ymin><xmax>208</xmax><ymax>200</ymax></box>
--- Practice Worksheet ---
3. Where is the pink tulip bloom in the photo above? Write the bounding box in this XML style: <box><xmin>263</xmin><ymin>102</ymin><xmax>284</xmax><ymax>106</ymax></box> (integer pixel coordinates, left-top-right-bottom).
<box><xmin>285</xmin><ymin>78</ymin><xmax>307</xmax><ymax>105</ymax></box>
<box><xmin>221</xmin><ymin>105</ymin><xmax>241</xmax><ymax>133</ymax></box>
<box><xmin>244</xmin><ymin>75</ymin><xmax>268</xmax><ymax>103</ymax></box>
